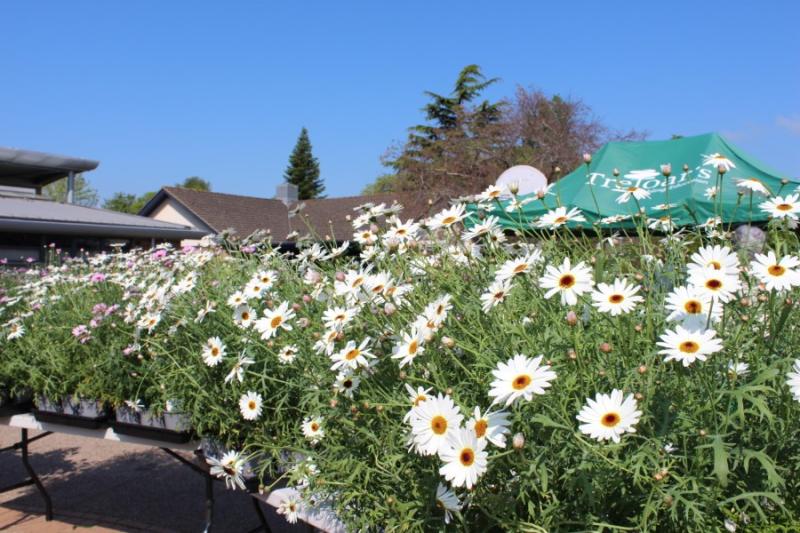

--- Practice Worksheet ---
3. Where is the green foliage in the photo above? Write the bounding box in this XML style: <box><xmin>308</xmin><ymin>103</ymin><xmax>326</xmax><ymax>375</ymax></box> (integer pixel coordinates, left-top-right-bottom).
<box><xmin>42</xmin><ymin>173</ymin><xmax>98</xmax><ymax>207</ymax></box>
<box><xmin>285</xmin><ymin>127</ymin><xmax>324</xmax><ymax>200</ymax></box>
<box><xmin>178</xmin><ymin>176</ymin><xmax>211</xmax><ymax>191</ymax></box>
<box><xmin>2</xmin><ymin>210</ymin><xmax>800</xmax><ymax>531</ymax></box>
<box><xmin>361</xmin><ymin>173</ymin><xmax>399</xmax><ymax>195</ymax></box>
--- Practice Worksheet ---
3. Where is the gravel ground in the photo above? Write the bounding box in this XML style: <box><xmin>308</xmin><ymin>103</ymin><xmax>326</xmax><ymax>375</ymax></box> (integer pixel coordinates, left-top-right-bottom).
<box><xmin>0</xmin><ymin>426</ymin><xmax>307</xmax><ymax>532</ymax></box>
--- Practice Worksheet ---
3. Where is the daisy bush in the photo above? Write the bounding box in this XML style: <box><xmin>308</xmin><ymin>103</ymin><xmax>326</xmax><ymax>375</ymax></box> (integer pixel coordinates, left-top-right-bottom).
<box><xmin>2</xmin><ymin>183</ymin><xmax>800</xmax><ymax>531</ymax></box>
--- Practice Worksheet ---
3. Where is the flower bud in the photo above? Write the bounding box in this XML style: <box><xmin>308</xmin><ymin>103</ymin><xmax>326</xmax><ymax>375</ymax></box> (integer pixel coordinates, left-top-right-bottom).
<box><xmin>302</xmin><ymin>294</ymin><xmax>312</xmax><ymax>304</ymax></box>
<box><xmin>566</xmin><ymin>311</ymin><xmax>578</xmax><ymax>326</ymax></box>
<box><xmin>660</xmin><ymin>163</ymin><xmax>672</xmax><ymax>177</ymax></box>
<box><xmin>682</xmin><ymin>163</ymin><xmax>689</xmax><ymax>172</ymax></box>
<box><xmin>699</xmin><ymin>429</ymin><xmax>707</xmax><ymax>437</ymax></box>
<box><xmin>781</xmin><ymin>178</ymin><xmax>789</xmax><ymax>185</ymax></box>
<box><xmin>634</xmin><ymin>324</ymin><xmax>643</xmax><ymax>332</ymax></box>
<box><xmin>508</xmin><ymin>181</ymin><xmax>520</xmax><ymax>195</ymax></box>
<box><xmin>384</xmin><ymin>302</ymin><xmax>397</xmax><ymax>316</ymax></box>
<box><xmin>583</xmin><ymin>153</ymin><xmax>592</xmax><ymax>164</ymax></box>
<box><xmin>512</xmin><ymin>432</ymin><xmax>525</xmax><ymax>449</ymax></box>
<box><xmin>717</xmin><ymin>164</ymin><xmax>727</xmax><ymax>175</ymax></box>
<box><xmin>634</xmin><ymin>392</ymin><xmax>643</xmax><ymax>401</ymax></box>
<box><xmin>613</xmin><ymin>168</ymin><xmax>620</xmax><ymax>177</ymax></box>
<box><xmin>335</xmin><ymin>271</ymin><xmax>346</xmax><ymax>282</ymax></box>
<box><xmin>329</xmin><ymin>399</ymin><xmax>338</xmax><ymax>408</ymax></box>
<box><xmin>599</xmin><ymin>342</ymin><xmax>612</xmax><ymax>353</ymax></box>
<box><xmin>291</xmin><ymin>303</ymin><xmax>301</xmax><ymax>311</ymax></box>
<box><xmin>638</xmin><ymin>365</ymin><xmax>647</xmax><ymax>374</ymax></box>
<box><xmin>536</xmin><ymin>189</ymin><xmax>546</xmax><ymax>200</ymax></box>
<box><xmin>554</xmin><ymin>166</ymin><xmax>561</xmax><ymax>174</ymax></box>
<box><xmin>567</xmin><ymin>349</ymin><xmax>577</xmax><ymax>360</ymax></box>
<box><xmin>441</xmin><ymin>336</ymin><xmax>455</xmax><ymax>348</ymax></box>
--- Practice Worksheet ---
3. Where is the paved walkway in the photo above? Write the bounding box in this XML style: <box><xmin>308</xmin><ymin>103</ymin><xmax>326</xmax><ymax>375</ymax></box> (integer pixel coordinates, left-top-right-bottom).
<box><xmin>0</xmin><ymin>427</ymin><xmax>303</xmax><ymax>532</ymax></box>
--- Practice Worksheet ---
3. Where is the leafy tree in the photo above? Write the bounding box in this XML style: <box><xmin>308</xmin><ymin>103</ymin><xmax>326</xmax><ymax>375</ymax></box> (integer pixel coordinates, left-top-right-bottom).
<box><xmin>361</xmin><ymin>174</ymin><xmax>399</xmax><ymax>195</ymax></box>
<box><xmin>42</xmin><ymin>174</ymin><xmax>98</xmax><ymax>207</ymax></box>
<box><xmin>366</xmin><ymin>65</ymin><xmax>645</xmax><ymax>205</ymax></box>
<box><xmin>284</xmin><ymin>128</ymin><xmax>324</xmax><ymax>199</ymax></box>
<box><xmin>102</xmin><ymin>191</ymin><xmax>156</xmax><ymax>214</ymax></box>
<box><xmin>177</xmin><ymin>176</ymin><xmax>211</xmax><ymax>191</ymax></box>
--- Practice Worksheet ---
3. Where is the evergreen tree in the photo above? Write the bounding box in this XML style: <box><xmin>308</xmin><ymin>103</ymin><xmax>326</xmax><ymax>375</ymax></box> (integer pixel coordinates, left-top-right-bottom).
<box><xmin>284</xmin><ymin>128</ymin><xmax>324</xmax><ymax>199</ymax></box>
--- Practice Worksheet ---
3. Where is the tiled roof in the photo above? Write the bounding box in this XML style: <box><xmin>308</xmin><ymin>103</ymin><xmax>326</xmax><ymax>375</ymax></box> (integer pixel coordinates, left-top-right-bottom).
<box><xmin>158</xmin><ymin>187</ymin><xmax>292</xmax><ymax>238</ymax></box>
<box><xmin>144</xmin><ymin>188</ymin><xmax>433</xmax><ymax>242</ymax></box>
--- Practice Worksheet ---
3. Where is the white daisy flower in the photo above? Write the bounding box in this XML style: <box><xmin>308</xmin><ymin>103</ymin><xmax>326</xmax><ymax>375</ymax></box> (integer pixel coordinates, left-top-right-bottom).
<box><xmin>438</xmin><ymin>428</ymin><xmax>488</xmax><ymax>489</ymax></box>
<box><xmin>495</xmin><ymin>250</ymin><xmax>542</xmax><ymax>282</ymax></box>
<box><xmin>786</xmin><ymin>360</ymin><xmax>800</xmax><ymax>402</ymax></box>
<box><xmin>590</xmin><ymin>278</ymin><xmax>643</xmax><ymax>316</ymax></box>
<box><xmin>391</xmin><ymin>329</ymin><xmax>426</xmax><ymax>368</ymax></box>
<box><xmin>615</xmin><ymin>186</ymin><xmax>651</xmax><ymax>204</ymax></box>
<box><xmin>688</xmin><ymin>245</ymin><xmax>740</xmax><ymax>277</ymax></box>
<box><xmin>333</xmin><ymin>372</ymin><xmax>360</xmax><ymax>398</ymax></box>
<box><xmin>277</xmin><ymin>344</ymin><xmax>299</xmax><ymax>364</ymax></box>
<box><xmin>429</xmin><ymin>204</ymin><xmax>468</xmax><ymax>231</ymax></box>
<box><xmin>7</xmin><ymin>322</ymin><xmax>24</xmax><ymax>340</ymax></box>
<box><xmin>254</xmin><ymin>270</ymin><xmax>277</xmax><ymax>290</ymax></box>
<box><xmin>238</xmin><ymin>391</ymin><xmax>263</xmax><ymax>421</ymax></box>
<box><xmin>207</xmin><ymin>450</ymin><xmax>246</xmax><ymax>490</ymax></box>
<box><xmin>704</xmin><ymin>186</ymin><xmax>719</xmax><ymax>200</ymax></box>
<box><xmin>226</xmin><ymin>290</ymin><xmax>247</xmax><ymax>308</ymax></box>
<box><xmin>225</xmin><ymin>351</ymin><xmax>255</xmax><ymax>384</ymax></box>
<box><xmin>254</xmin><ymin>301</ymin><xmax>295</xmax><ymax>340</ymax></box>
<box><xmin>233</xmin><ymin>305</ymin><xmax>255</xmax><ymax>329</ymax></box>
<box><xmin>138</xmin><ymin>312</ymin><xmax>161</xmax><ymax>332</ymax></box>
<box><xmin>536</xmin><ymin>206</ymin><xmax>586</xmax><ymax>229</ymax></box>
<box><xmin>435</xmin><ymin>483</ymin><xmax>461</xmax><ymax>524</ymax></box>
<box><xmin>727</xmin><ymin>361</ymin><xmax>750</xmax><ymax>378</ymax></box>
<box><xmin>688</xmin><ymin>266</ymin><xmax>740</xmax><ymax>303</ymax></box>
<box><xmin>488</xmin><ymin>354</ymin><xmax>556</xmax><ymax>406</ymax></box>
<box><xmin>302</xmin><ymin>416</ymin><xmax>325</xmax><ymax>444</ymax></box>
<box><xmin>664</xmin><ymin>286</ymin><xmax>720</xmax><ymax>328</ymax></box>
<box><xmin>202</xmin><ymin>337</ymin><xmax>226</xmax><ymax>367</ymax></box>
<box><xmin>322</xmin><ymin>306</ymin><xmax>358</xmax><ymax>332</ymax></box>
<box><xmin>576</xmin><ymin>389</ymin><xmax>641</xmax><ymax>443</ymax></box>
<box><xmin>462</xmin><ymin>215</ymin><xmax>502</xmax><ymax>242</ymax></box>
<box><xmin>313</xmin><ymin>329</ymin><xmax>340</xmax><ymax>356</ymax></box>
<box><xmin>735</xmin><ymin>177</ymin><xmax>770</xmax><ymax>196</ymax></box>
<box><xmin>467</xmin><ymin>406</ymin><xmax>511</xmax><ymax>448</ymax></box>
<box><xmin>479</xmin><ymin>184</ymin><xmax>505</xmax><ymax>202</ymax></box>
<box><xmin>408</xmin><ymin>393</ymin><xmax>463</xmax><ymax>456</ymax></box>
<box><xmin>276</xmin><ymin>495</ymin><xmax>301</xmax><ymax>524</ymax></box>
<box><xmin>647</xmin><ymin>216</ymin><xmax>677</xmax><ymax>232</ymax></box>
<box><xmin>244</xmin><ymin>278</ymin><xmax>268</xmax><ymax>300</ymax></box>
<box><xmin>702</xmin><ymin>153</ymin><xmax>736</xmax><ymax>172</ymax></box>
<box><xmin>657</xmin><ymin>325</ymin><xmax>723</xmax><ymax>367</ymax></box>
<box><xmin>403</xmin><ymin>384</ymin><xmax>433</xmax><ymax>422</ymax></box>
<box><xmin>480</xmin><ymin>279</ymin><xmax>514</xmax><ymax>313</ymax></box>
<box><xmin>330</xmin><ymin>338</ymin><xmax>374</xmax><ymax>371</ymax></box>
<box><xmin>194</xmin><ymin>300</ymin><xmax>216</xmax><ymax>323</ymax></box>
<box><xmin>539</xmin><ymin>257</ymin><xmax>594</xmax><ymax>306</ymax></box>
<box><xmin>760</xmin><ymin>193</ymin><xmax>800</xmax><ymax>220</ymax></box>
<box><xmin>750</xmin><ymin>251</ymin><xmax>800</xmax><ymax>292</ymax></box>
<box><xmin>504</xmin><ymin>196</ymin><xmax>535</xmax><ymax>212</ymax></box>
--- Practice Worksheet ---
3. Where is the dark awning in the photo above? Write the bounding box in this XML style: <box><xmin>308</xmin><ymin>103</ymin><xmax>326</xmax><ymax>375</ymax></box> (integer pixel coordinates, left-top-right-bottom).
<box><xmin>0</xmin><ymin>146</ymin><xmax>99</xmax><ymax>188</ymax></box>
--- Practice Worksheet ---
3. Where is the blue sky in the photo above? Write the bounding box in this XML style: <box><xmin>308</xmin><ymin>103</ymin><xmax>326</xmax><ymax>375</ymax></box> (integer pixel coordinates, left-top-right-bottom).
<box><xmin>2</xmin><ymin>1</ymin><xmax>798</xmax><ymax>203</ymax></box>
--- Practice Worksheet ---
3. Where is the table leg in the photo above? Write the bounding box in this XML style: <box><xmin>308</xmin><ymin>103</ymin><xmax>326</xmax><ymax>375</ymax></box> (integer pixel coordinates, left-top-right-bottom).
<box><xmin>20</xmin><ymin>428</ymin><xmax>53</xmax><ymax>521</ymax></box>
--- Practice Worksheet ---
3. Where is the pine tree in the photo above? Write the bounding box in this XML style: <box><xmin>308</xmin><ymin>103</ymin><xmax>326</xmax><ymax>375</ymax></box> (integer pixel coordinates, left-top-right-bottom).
<box><xmin>284</xmin><ymin>128</ymin><xmax>324</xmax><ymax>199</ymax></box>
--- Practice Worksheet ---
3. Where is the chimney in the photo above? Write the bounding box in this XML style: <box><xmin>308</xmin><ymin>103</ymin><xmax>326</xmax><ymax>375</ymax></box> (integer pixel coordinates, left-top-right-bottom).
<box><xmin>275</xmin><ymin>182</ymin><xmax>298</xmax><ymax>206</ymax></box>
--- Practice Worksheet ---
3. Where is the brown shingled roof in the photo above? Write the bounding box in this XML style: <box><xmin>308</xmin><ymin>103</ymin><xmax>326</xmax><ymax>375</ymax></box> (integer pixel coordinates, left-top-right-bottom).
<box><xmin>160</xmin><ymin>187</ymin><xmax>291</xmax><ymax>238</ymax></box>
<box><xmin>144</xmin><ymin>187</ymin><xmax>434</xmax><ymax>242</ymax></box>
<box><xmin>288</xmin><ymin>192</ymin><xmax>430</xmax><ymax>241</ymax></box>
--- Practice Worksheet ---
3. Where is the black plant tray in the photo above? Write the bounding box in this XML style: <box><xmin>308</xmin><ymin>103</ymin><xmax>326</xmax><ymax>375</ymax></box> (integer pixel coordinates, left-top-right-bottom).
<box><xmin>110</xmin><ymin>421</ymin><xmax>193</xmax><ymax>444</ymax></box>
<box><xmin>0</xmin><ymin>400</ymin><xmax>32</xmax><ymax>417</ymax></box>
<box><xmin>33</xmin><ymin>409</ymin><xmax>109</xmax><ymax>429</ymax></box>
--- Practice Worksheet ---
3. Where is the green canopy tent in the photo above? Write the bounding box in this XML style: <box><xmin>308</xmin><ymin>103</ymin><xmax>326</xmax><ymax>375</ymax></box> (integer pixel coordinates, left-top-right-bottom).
<box><xmin>472</xmin><ymin>132</ymin><xmax>798</xmax><ymax>230</ymax></box>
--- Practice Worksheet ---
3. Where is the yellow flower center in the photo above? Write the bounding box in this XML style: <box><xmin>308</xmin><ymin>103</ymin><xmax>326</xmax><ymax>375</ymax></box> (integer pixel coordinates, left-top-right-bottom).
<box><xmin>601</xmin><ymin>412</ymin><xmax>621</xmax><ymax>427</ymax></box>
<box><xmin>512</xmin><ymin>263</ymin><xmax>528</xmax><ymax>274</ymax></box>
<box><xmin>441</xmin><ymin>216</ymin><xmax>457</xmax><ymax>225</ymax></box>
<box><xmin>627</xmin><ymin>186</ymin><xmax>638</xmax><ymax>192</ymax></box>
<box><xmin>709</xmin><ymin>260</ymin><xmax>722</xmax><ymax>270</ymax></box>
<box><xmin>414</xmin><ymin>394</ymin><xmax>427</xmax><ymax>406</ymax></box>
<box><xmin>345</xmin><ymin>348</ymin><xmax>360</xmax><ymax>360</ymax></box>
<box><xmin>211</xmin><ymin>347</ymin><xmax>219</xmax><ymax>356</ymax></box>
<box><xmin>608</xmin><ymin>294</ymin><xmax>624</xmax><ymax>304</ymax></box>
<box><xmin>512</xmin><ymin>374</ymin><xmax>531</xmax><ymax>390</ymax></box>
<box><xmin>241</xmin><ymin>312</ymin><xmax>250</xmax><ymax>321</ymax></box>
<box><xmin>408</xmin><ymin>340</ymin><xmax>418</xmax><ymax>355</ymax></box>
<box><xmin>554</xmin><ymin>216</ymin><xmax>567</xmax><ymax>224</ymax></box>
<box><xmin>705</xmin><ymin>279</ymin><xmax>722</xmax><ymax>290</ymax></box>
<box><xmin>768</xmin><ymin>265</ymin><xmax>786</xmax><ymax>277</ymax></box>
<box><xmin>680</xmin><ymin>341</ymin><xmax>699</xmax><ymax>353</ymax></box>
<box><xmin>310</xmin><ymin>422</ymin><xmax>319</xmax><ymax>432</ymax></box>
<box><xmin>270</xmin><ymin>316</ymin><xmax>282</xmax><ymax>329</ymax></box>
<box><xmin>459</xmin><ymin>448</ymin><xmax>475</xmax><ymax>466</ymax></box>
<box><xmin>559</xmin><ymin>274</ymin><xmax>576</xmax><ymax>289</ymax></box>
<box><xmin>248</xmin><ymin>400</ymin><xmax>256</xmax><ymax>410</ymax></box>
<box><xmin>684</xmin><ymin>300</ymin><xmax>702</xmax><ymax>314</ymax></box>
<box><xmin>474</xmin><ymin>419</ymin><xmax>488</xmax><ymax>438</ymax></box>
<box><xmin>431</xmin><ymin>415</ymin><xmax>448</xmax><ymax>435</ymax></box>
<box><xmin>776</xmin><ymin>203</ymin><xmax>792</xmax><ymax>212</ymax></box>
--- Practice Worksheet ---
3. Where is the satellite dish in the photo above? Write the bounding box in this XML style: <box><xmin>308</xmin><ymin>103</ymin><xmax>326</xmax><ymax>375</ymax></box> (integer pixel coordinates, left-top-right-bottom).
<box><xmin>495</xmin><ymin>165</ymin><xmax>548</xmax><ymax>196</ymax></box>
